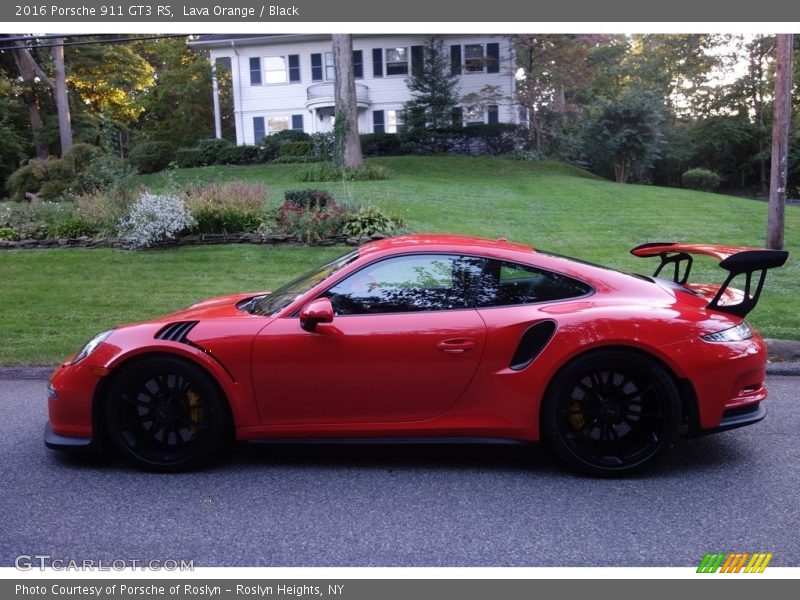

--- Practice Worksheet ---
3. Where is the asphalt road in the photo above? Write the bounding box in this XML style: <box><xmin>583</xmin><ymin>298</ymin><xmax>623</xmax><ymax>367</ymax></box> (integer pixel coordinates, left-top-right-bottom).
<box><xmin>1</xmin><ymin>376</ymin><xmax>798</xmax><ymax>567</ymax></box>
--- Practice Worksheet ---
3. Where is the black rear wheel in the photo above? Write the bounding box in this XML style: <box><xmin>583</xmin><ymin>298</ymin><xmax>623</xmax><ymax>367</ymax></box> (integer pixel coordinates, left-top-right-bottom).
<box><xmin>542</xmin><ymin>350</ymin><xmax>681</xmax><ymax>477</ymax></box>
<box><xmin>104</xmin><ymin>356</ymin><xmax>230</xmax><ymax>472</ymax></box>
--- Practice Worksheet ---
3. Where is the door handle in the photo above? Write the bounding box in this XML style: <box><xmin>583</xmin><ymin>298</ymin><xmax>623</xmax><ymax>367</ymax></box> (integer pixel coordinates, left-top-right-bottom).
<box><xmin>436</xmin><ymin>338</ymin><xmax>476</xmax><ymax>354</ymax></box>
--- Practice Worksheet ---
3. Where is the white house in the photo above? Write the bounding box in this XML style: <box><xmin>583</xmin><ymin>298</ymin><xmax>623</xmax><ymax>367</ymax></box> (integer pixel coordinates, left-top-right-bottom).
<box><xmin>189</xmin><ymin>34</ymin><xmax>518</xmax><ymax>145</ymax></box>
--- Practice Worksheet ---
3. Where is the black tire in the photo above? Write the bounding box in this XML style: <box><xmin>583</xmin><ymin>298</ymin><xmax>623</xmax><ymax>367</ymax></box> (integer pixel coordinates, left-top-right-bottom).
<box><xmin>104</xmin><ymin>356</ymin><xmax>231</xmax><ymax>472</ymax></box>
<box><xmin>542</xmin><ymin>349</ymin><xmax>681</xmax><ymax>477</ymax></box>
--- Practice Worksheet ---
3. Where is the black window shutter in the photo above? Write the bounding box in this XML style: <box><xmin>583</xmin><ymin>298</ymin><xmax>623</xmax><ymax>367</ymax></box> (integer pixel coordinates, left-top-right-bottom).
<box><xmin>353</xmin><ymin>50</ymin><xmax>363</xmax><ymax>79</ymax></box>
<box><xmin>373</xmin><ymin>110</ymin><xmax>385</xmax><ymax>134</ymax></box>
<box><xmin>411</xmin><ymin>45</ymin><xmax>424</xmax><ymax>76</ymax></box>
<box><xmin>487</xmin><ymin>105</ymin><xmax>499</xmax><ymax>124</ymax></box>
<box><xmin>450</xmin><ymin>45</ymin><xmax>462</xmax><ymax>75</ymax></box>
<box><xmin>291</xmin><ymin>114</ymin><xmax>304</xmax><ymax>131</ymax></box>
<box><xmin>451</xmin><ymin>106</ymin><xmax>463</xmax><ymax>128</ymax></box>
<box><xmin>249</xmin><ymin>57</ymin><xmax>262</xmax><ymax>85</ymax></box>
<box><xmin>372</xmin><ymin>48</ymin><xmax>383</xmax><ymax>78</ymax></box>
<box><xmin>486</xmin><ymin>43</ymin><xmax>500</xmax><ymax>73</ymax></box>
<box><xmin>311</xmin><ymin>53</ymin><xmax>323</xmax><ymax>82</ymax></box>
<box><xmin>288</xmin><ymin>54</ymin><xmax>301</xmax><ymax>82</ymax></box>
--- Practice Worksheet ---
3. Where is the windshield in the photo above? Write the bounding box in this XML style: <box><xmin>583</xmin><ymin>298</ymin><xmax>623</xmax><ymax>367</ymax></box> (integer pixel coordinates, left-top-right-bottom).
<box><xmin>252</xmin><ymin>250</ymin><xmax>359</xmax><ymax>316</ymax></box>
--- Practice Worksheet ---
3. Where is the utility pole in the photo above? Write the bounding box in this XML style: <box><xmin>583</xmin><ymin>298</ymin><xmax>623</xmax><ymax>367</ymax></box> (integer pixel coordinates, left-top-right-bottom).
<box><xmin>767</xmin><ymin>34</ymin><xmax>793</xmax><ymax>250</ymax></box>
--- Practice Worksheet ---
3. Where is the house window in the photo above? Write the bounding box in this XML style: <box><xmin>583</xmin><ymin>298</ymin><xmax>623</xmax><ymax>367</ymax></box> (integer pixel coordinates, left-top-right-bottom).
<box><xmin>253</xmin><ymin>117</ymin><xmax>266</xmax><ymax>143</ymax></box>
<box><xmin>385</xmin><ymin>48</ymin><xmax>409</xmax><ymax>76</ymax></box>
<box><xmin>464</xmin><ymin>44</ymin><xmax>485</xmax><ymax>72</ymax></box>
<box><xmin>464</xmin><ymin>106</ymin><xmax>484</xmax><ymax>125</ymax></box>
<box><xmin>249</xmin><ymin>57</ymin><xmax>262</xmax><ymax>85</ymax></box>
<box><xmin>386</xmin><ymin>109</ymin><xmax>402</xmax><ymax>134</ymax></box>
<box><xmin>292</xmin><ymin>114</ymin><xmax>304</xmax><ymax>132</ymax></box>
<box><xmin>454</xmin><ymin>42</ymin><xmax>500</xmax><ymax>74</ymax></box>
<box><xmin>268</xmin><ymin>116</ymin><xmax>290</xmax><ymax>133</ymax></box>
<box><xmin>324</xmin><ymin>52</ymin><xmax>335</xmax><ymax>81</ymax></box>
<box><xmin>264</xmin><ymin>56</ymin><xmax>288</xmax><ymax>84</ymax></box>
<box><xmin>288</xmin><ymin>55</ymin><xmax>301</xmax><ymax>83</ymax></box>
<box><xmin>487</xmin><ymin>105</ymin><xmax>499</xmax><ymax>124</ymax></box>
<box><xmin>353</xmin><ymin>50</ymin><xmax>363</xmax><ymax>79</ymax></box>
<box><xmin>373</xmin><ymin>110</ymin><xmax>385</xmax><ymax>134</ymax></box>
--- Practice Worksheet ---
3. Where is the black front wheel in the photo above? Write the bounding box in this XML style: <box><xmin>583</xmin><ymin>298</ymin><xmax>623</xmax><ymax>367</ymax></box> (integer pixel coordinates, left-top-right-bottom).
<box><xmin>104</xmin><ymin>357</ymin><xmax>231</xmax><ymax>472</ymax></box>
<box><xmin>542</xmin><ymin>350</ymin><xmax>681</xmax><ymax>477</ymax></box>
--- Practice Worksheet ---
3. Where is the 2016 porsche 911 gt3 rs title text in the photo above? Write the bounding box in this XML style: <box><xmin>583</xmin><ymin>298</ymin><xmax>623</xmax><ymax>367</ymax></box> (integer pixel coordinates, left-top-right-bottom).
<box><xmin>44</xmin><ymin>234</ymin><xmax>788</xmax><ymax>476</ymax></box>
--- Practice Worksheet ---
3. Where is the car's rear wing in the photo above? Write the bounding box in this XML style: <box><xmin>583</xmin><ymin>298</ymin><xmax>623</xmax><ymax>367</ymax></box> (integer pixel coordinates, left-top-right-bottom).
<box><xmin>631</xmin><ymin>242</ymin><xmax>789</xmax><ymax>318</ymax></box>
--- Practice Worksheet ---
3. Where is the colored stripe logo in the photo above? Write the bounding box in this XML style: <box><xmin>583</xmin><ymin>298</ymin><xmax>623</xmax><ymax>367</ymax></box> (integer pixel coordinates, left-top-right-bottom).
<box><xmin>697</xmin><ymin>552</ymin><xmax>773</xmax><ymax>573</ymax></box>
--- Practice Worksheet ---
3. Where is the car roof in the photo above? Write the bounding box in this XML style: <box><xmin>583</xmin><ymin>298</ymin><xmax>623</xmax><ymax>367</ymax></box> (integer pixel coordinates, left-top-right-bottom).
<box><xmin>358</xmin><ymin>234</ymin><xmax>536</xmax><ymax>259</ymax></box>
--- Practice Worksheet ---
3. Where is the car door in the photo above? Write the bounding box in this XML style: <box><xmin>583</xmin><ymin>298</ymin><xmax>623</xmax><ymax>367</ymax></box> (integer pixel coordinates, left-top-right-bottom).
<box><xmin>251</xmin><ymin>254</ymin><xmax>487</xmax><ymax>425</ymax></box>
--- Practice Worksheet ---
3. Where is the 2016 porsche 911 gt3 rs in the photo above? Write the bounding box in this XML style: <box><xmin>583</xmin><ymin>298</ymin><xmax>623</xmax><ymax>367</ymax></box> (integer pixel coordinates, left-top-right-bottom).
<box><xmin>45</xmin><ymin>235</ymin><xmax>788</xmax><ymax>476</ymax></box>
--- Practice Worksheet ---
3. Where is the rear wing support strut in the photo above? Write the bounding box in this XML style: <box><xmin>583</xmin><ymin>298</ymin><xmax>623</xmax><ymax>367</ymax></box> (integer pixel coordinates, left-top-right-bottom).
<box><xmin>631</xmin><ymin>242</ymin><xmax>788</xmax><ymax>318</ymax></box>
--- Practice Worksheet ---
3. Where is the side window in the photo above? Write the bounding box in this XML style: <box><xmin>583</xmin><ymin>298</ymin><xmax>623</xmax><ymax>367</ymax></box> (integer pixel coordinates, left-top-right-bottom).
<box><xmin>476</xmin><ymin>260</ymin><xmax>592</xmax><ymax>307</ymax></box>
<box><xmin>325</xmin><ymin>255</ymin><xmax>484</xmax><ymax>315</ymax></box>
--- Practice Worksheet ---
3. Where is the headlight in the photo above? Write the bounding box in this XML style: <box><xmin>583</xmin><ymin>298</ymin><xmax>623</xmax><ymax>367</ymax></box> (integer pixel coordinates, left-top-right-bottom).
<box><xmin>72</xmin><ymin>330</ymin><xmax>112</xmax><ymax>363</ymax></box>
<box><xmin>702</xmin><ymin>321</ymin><xmax>753</xmax><ymax>343</ymax></box>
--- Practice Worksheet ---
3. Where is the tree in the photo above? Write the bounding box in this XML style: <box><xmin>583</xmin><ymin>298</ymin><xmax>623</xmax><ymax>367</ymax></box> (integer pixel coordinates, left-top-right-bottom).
<box><xmin>767</xmin><ymin>34</ymin><xmax>793</xmax><ymax>250</ymax></box>
<box><xmin>52</xmin><ymin>37</ymin><xmax>73</xmax><ymax>153</ymax></box>
<box><xmin>513</xmin><ymin>34</ymin><xmax>606</xmax><ymax>154</ymax></box>
<box><xmin>136</xmin><ymin>38</ymin><xmax>215</xmax><ymax>148</ymax></box>
<box><xmin>584</xmin><ymin>90</ymin><xmax>665</xmax><ymax>183</ymax></box>
<box><xmin>402</xmin><ymin>36</ymin><xmax>459</xmax><ymax>131</ymax></box>
<box><xmin>65</xmin><ymin>36</ymin><xmax>155</xmax><ymax>151</ymax></box>
<box><xmin>5</xmin><ymin>36</ymin><xmax>53</xmax><ymax>158</ymax></box>
<box><xmin>332</xmin><ymin>34</ymin><xmax>362</xmax><ymax>169</ymax></box>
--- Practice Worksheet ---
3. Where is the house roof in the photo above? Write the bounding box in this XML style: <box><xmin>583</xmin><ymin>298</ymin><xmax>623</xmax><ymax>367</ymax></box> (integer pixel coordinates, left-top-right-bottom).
<box><xmin>189</xmin><ymin>34</ymin><xmax>331</xmax><ymax>48</ymax></box>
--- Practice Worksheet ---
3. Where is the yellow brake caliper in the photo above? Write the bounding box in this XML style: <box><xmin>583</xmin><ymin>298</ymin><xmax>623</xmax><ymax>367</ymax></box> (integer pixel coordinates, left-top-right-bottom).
<box><xmin>187</xmin><ymin>390</ymin><xmax>204</xmax><ymax>440</ymax></box>
<box><xmin>568</xmin><ymin>400</ymin><xmax>586</xmax><ymax>434</ymax></box>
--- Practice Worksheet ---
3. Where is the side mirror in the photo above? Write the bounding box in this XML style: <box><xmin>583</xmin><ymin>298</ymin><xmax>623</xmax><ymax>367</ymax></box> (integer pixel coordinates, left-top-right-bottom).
<box><xmin>299</xmin><ymin>297</ymin><xmax>334</xmax><ymax>332</ymax></box>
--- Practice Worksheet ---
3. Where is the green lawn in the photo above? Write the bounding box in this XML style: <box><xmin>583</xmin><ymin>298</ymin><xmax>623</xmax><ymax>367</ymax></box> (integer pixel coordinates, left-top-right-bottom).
<box><xmin>1</xmin><ymin>156</ymin><xmax>798</xmax><ymax>365</ymax></box>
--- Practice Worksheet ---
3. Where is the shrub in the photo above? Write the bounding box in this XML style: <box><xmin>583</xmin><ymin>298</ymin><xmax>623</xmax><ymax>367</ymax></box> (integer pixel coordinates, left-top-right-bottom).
<box><xmin>75</xmin><ymin>190</ymin><xmax>135</xmax><ymax>236</ymax></box>
<box><xmin>119</xmin><ymin>193</ymin><xmax>196</xmax><ymax>248</ymax></box>
<box><xmin>6</xmin><ymin>158</ymin><xmax>72</xmax><ymax>202</ymax></box>
<box><xmin>196</xmin><ymin>138</ymin><xmax>234</xmax><ymax>165</ymax></box>
<box><xmin>277</xmin><ymin>200</ymin><xmax>347</xmax><ymax>244</ymax></box>
<box><xmin>271</xmin><ymin>155</ymin><xmax>324</xmax><ymax>164</ymax></box>
<box><xmin>184</xmin><ymin>182</ymin><xmax>267</xmax><ymax>234</ymax></box>
<box><xmin>270</xmin><ymin>129</ymin><xmax>311</xmax><ymax>143</ymax></box>
<box><xmin>283</xmin><ymin>189</ymin><xmax>335</xmax><ymax>210</ymax></box>
<box><xmin>360</xmin><ymin>133</ymin><xmax>402</xmax><ymax>157</ymax></box>
<box><xmin>279</xmin><ymin>141</ymin><xmax>313</xmax><ymax>157</ymax></box>
<box><xmin>310</xmin><ymin>132</ymin><xmax>335</xmax><ymax>159</ymax></box>
<box><xmin>6</xmin><ymin>200</ymin><xmax>71</xmax><ymax>240</ymax></box>
<box><xmin>503</xmin><ymin>149</ymin><xmax>545</xmax><ymax>162</ymax></box>
<box><xmin>297</xmin><ymin>162</ymin><xmax>390</xmax><ymax>182</ymax></box>
<box><xmin>128</xmin><ymin>141</ymin><xmax>175</xmax><ymax>174</ymax></box>
<box><xmin>216</xmin><ymin>145</ymin><xmax>261</xmax><ymax>165</ymax></box>
<box><xmin>71</xmin><ymin>155</ymin><xmax>138</xmax><ymax>195</ymax></box>
<box><xmin>341</xmin><ymin>204</ymin><xmax>403</xmax><ymax>237</ymax></box>
<box><xmin>682</xmin><ymin>168</ymin><xmax>721</xmax><ymax>192</ymax></box>
<box><xmin>0</xmin><ymin>226</ymin><xmax>19</xmax><ymax>241</ymax></box>
<box><xmin>49</xmin><ymin>213</ymin><xmax>99</xmax><ymax>239</ymax></box>
<box><xmin>463</xmin><ymin>123</ymin><xmax>525</xmax><ymax>155</ymax></box>
<box><xmin>175</xmin><ymin>148</ymin><xmax>205</xmax><ymax>169</ymax></box>
<box><xmin>62</xmin><ymin>143</ymin><xmax>104</xmax><ymax>174</ymax></box>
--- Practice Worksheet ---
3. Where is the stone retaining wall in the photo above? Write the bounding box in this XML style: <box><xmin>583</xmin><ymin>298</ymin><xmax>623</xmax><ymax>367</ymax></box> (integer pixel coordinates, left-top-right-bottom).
<box><xmin>0</xmin><ymin>232</ymin><xmax>383</xmax><ymax>250</ymax></box>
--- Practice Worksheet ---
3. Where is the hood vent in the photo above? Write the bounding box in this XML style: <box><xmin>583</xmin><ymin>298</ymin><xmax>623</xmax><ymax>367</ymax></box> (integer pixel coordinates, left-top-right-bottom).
<box><xmin>154</xmin><ymin>321</ymin><xmax>198</xmax><ymax>343</ymax></box>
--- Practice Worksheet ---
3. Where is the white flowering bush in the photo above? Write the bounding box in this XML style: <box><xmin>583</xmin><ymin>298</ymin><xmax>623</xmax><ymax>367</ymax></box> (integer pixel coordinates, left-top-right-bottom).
<box><xmin>119</xmin><ymin>193</ymin><xmax>196</xmax><ymax>249</ymax></box>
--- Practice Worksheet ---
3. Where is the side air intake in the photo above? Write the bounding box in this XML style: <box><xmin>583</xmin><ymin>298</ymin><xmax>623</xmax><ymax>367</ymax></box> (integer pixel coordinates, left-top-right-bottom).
<box><xmin>509</xmin><ymin>320</ymin><xmax>557</xmax><ymax>371</ymax></box>
<box><xmin>154</xmin><ymin>321</ymin><xmax>198</xmax><ymax>343</ymax></box>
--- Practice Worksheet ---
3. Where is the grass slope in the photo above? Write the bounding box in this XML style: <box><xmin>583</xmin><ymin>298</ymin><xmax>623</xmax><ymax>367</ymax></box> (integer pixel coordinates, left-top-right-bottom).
<box><xmin>2</xmin><ymin>156</ymin><xmax>797</xmax><ymax>365</ymax></box>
